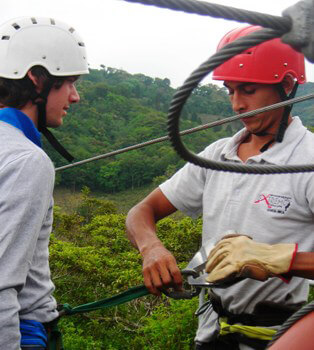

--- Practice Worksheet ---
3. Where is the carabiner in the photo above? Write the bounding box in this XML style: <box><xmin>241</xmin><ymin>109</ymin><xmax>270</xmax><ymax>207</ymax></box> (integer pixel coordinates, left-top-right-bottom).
<box><xmin>161</xmin><ymin>269</ymin><xmax>202</xmax><ymax>300</ymax></box>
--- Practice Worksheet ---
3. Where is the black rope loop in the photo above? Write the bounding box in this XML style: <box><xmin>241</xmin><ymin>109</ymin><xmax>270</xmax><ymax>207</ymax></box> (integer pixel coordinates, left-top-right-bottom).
<box><xmin>123</xmin><ymin>0</ymin><xmax>314</xmax><ymax>174</ymax></box>
<box><xmin>54</xmin><ymin>0</ymin><xmax>314</xmax><ymax>173</ymax></box>
<box><xmin>266</xmin><ymin>301</ymin><xmax>314</xmax><ymax>348</ymax></box>
<box><xmin>166</xmin><ymin>28</ymin><xmax>314</xmax><ymax>174</ymax></box>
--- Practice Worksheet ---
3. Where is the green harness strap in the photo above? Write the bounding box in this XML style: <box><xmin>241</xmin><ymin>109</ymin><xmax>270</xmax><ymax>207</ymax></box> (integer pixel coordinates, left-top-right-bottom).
<box><xmin>61</xmin><ymin>285</ymin><xmax>149</xmax><ymax>316</ymax></box>
<box><xmin>47</xmin><ymin>285</ymin><xmax>149</xmax><ymax>349</ymax></box>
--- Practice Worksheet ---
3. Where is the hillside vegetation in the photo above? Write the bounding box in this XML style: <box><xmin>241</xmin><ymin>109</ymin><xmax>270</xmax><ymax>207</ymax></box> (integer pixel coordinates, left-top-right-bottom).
<box><xmin>46</xmin><ymin>67</ymin><xmax>314</xmax><ymax>193</ymax></box>
<box><xmin>47</xmin><ymin>67</ymin><xmax>236</xmax><ymax>193</ymax></box>
<box><xmin>51</xmin><ymin>188</ymin><xmax>202</xmax><ymax>349</ymax></box>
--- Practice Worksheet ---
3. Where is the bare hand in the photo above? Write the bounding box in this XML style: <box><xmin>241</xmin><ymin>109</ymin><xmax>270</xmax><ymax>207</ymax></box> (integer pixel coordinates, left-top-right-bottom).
<box><xmin>141</xmin><ymin>242</ymin><xmax>182</xmax><ymax>296</ymax></box>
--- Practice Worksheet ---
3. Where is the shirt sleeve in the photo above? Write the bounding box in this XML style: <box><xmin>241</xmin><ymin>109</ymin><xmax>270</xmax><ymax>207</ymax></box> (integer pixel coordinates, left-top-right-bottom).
<box><xmin>159</xmin><ymin>153</ymin><xmax>207</xmax><ymax>219</ymax></box>
<box><xmin>0</xmin><ymin>150</ymin><xmax>54</xmax><ymax>349</ymax></box>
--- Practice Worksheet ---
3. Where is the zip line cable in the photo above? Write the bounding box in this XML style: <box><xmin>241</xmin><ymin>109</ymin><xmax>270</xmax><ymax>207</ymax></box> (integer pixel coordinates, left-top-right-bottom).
<box><xmin>56</xmin><ymin>0</ymin><xmax>314</xmax><ymax>174</ymax></box>
<box><xmin>266</xmin><ymin>301</ymin><xmax>314</xmax><ymax>348</ymax></box>
<box><xmin>166</xmin><ymin>27</ymin><xmax>314</xmax><ymax>174</ymax></box>
<box><xmin>121</xmin><ymin>0</ymin><xmax>314</xmax><ymax>173</ymax></box>
<box><xmin>122</xmin><ymin>0</ymin><xmax>291</xmax><ymax>32</ymax></box>
<box><xmin>55</xmin><ymin>93</ymin><xmax>314</xmax><ymax>172</ymax></box>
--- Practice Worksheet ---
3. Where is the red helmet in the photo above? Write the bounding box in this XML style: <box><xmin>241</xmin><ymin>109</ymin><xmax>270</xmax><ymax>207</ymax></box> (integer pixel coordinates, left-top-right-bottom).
<box><xmin>212</xmin><ymin>25</ymin><xmax>306</xmax><ymax>84</ymax></box>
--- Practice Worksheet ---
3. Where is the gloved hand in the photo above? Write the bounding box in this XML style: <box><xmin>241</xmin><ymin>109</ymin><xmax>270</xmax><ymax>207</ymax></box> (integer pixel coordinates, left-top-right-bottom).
<box><xmin>205</xmin><ymin>235</ymin><xmax>297</xmax><ymax>283</ymax></box>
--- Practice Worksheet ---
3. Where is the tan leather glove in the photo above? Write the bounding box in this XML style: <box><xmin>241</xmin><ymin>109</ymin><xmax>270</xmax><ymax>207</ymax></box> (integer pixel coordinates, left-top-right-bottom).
<box><xmin>205</xmin><ymin>235</ymin><xmax>297</xmax><ymax>283</ymax></box>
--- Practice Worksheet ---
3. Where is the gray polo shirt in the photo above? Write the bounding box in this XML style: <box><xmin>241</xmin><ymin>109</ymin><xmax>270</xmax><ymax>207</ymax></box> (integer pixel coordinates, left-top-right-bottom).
<box><xmin>160</xmin><ymin>117</ymin><xmax>314</xmax><ymax>344</ymax></box>
<box><xmin>0</xmin><ymin>122</ymin><xmax>58</xmax><ymax>349</ymax></box>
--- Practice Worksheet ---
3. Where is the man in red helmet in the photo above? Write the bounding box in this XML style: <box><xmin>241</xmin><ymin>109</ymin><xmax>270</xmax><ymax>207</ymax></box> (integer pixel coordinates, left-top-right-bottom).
<box><xmin>126</xmin><ymin>25</ymin><xmax>314</xmax><ymax>350</ymax></box>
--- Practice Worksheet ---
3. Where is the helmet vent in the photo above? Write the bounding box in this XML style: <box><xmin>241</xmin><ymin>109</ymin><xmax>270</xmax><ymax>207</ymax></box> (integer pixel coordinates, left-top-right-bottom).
<box><xmin>246</xmin><ymin>51</ymin><xmax>252</xmax><ymax>55</ymax></box>
<box><xmin>69</xmin><ymin>27</ymin><xmax>75</xmax><ymax>33</ymax></box>
<box><xmin>78</xmin><ymin>42</ymin><xmax>85</xmax><ymax>47</ymax></box>
<box><xmin>12</xmin><ymin>23</ymin><xmax>20</xmax><ymax>30</ymax></box>
<box><xmin>50</xmin><ymin>18</ymin><xmax>56</xmax><ymax>25</ymax></box>
<box><xmin>31</xmin><ymin>18</ymin><xmax>37</xmax><ymax>24</ymax></box>
<box><xmin>1</xmin><ymin>36</ymin><xmax>10</xmax><ymax>40</ymax></box>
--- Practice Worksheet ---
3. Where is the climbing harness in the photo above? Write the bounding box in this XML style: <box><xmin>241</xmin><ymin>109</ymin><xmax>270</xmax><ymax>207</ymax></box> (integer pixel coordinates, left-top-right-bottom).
<box><xmin>219</xmin><ymin>317</ymin><xmax>277</xmax><ymax>341</ymax></box>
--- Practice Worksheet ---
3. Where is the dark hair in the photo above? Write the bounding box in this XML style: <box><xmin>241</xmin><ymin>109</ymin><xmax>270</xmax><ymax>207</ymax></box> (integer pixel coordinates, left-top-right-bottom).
<box><xmin>0</xmin><ymin>66</ymin><xmax>68</xmax><ymax>109</ymax></box>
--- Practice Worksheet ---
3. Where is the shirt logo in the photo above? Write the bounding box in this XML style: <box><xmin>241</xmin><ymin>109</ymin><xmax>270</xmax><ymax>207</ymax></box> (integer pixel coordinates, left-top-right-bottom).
<box><xmin>254</xmin><ymin>194</ymin><xmax>292</xmax><ymax>214</ymax></box>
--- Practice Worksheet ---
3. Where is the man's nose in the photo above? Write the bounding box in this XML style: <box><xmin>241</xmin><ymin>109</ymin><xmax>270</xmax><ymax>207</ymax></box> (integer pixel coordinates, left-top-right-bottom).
<box><xmin>231</xmin><ymin>91</ymin><xmax>245</xmax><ymax>114</ymax></box>
<box><xmin>70</xmin><ymin>86</ymin><xmax>80</xmax><ymax>104</ymax></box>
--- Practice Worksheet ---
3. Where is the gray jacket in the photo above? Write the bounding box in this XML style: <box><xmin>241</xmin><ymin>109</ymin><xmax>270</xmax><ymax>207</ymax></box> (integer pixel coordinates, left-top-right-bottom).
<box><xmin>0</xmin><ymin>121</ymin><xmax>58</xmax><ymax>349</ymax></box>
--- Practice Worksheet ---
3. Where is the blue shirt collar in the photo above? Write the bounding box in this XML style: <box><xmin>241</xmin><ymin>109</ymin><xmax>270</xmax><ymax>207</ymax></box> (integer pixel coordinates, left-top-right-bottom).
<box><xmin>0</xmin><ymin>107</ymin><xmax>41</xmax><ymax>148</ymax></box>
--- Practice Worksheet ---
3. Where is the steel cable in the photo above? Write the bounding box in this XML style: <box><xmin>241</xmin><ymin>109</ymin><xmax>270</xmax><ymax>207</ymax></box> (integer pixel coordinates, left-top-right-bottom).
<box><xmin>266</xmin><ymin>301</ymin><xmax>314</xmax><ymax>348</ymax></box>
<box><xmin>56</xmin><ymin>0</ymin><xmax>314</xmax><ymax>174</ymax></box>
<box><xmin>122</xmin><ymin>0</ymin><xmax>292</xmax><ymax>32</ymax></box>
<box><xmin>166</xmin><ymin>27</ymin><xmax>314</xmax><ymax>174</ymax></box>
<box><xmin>123</xmin><ymin>0</ymin><xmax>314</xmax><ymax>174</ymax></box>
<box><xmin>55</xmin><ymin>92</ymin><xmax>314</xmax><ymax>172</ymax></box>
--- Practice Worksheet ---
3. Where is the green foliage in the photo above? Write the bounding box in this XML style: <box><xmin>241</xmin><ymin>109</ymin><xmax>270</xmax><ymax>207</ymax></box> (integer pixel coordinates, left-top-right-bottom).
<box><xmin>77</xmin><ymin>186</ymin><xmax>117</xmax><ymax>222</ymax></box>
<box><xmin>50</xmin><ymin>200</ymin><xmax>202</xmax><ymax>349</ymax></box>
<box><xmin>308</xmin><ymin>286</ymin><xmax>314</xmax><ymax>302</ymax></box>
<box><xmin>60</xmin><ymin>319</ymin><xmax>104</xmax><ymax>350</ymax></box>
<box><xmin>46</xmin><ymin>67</ymin><xmax>237</xmax><ymax>193</ymax></box>
<box><xmin>51</xmin><ymin>190</ymin><xmax>314</xmax><ymax>349</ymax></box>
<box><xmin>130</xmin><ymin>298</ymin><xmax>199</xmax><ymax>350</ymax></box>
<box><xmin>47</xmin><ymin>68</ymin><xmax>313</xmax><ymax>194</ymax></box>
<box><xmin>294</xmin><ymin>82</ymin><xmax>314</xmax><ymax>126</ymax></box>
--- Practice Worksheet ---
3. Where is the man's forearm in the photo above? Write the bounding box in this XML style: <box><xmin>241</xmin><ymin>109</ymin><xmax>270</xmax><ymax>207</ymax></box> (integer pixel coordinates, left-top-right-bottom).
<box><xmin>287</xmin><ymin>252</ymin><xmax>314</xmax><ymax>279</ymax></box>
<box><xmin>126</xmin><ymin>202</ymin><xmax>162</xmax><ymax>255</ymax></box>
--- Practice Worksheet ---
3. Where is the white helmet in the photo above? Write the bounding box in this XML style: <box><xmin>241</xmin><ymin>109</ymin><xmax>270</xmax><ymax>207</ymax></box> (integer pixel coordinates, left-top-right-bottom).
<box><xmin>0</xmin><ymin>16</ymin><xmax>89</xmax><ymax>79</ymax></box>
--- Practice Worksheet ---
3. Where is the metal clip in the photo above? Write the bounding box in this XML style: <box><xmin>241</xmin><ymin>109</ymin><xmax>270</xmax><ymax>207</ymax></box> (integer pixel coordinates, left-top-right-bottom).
<box><xmin>161</xmin><ymin>269</ymin><xmax>202</xmax><ymax>300</ymax></box>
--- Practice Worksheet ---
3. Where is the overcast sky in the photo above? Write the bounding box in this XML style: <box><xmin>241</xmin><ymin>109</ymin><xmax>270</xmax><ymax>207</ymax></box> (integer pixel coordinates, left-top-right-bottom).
<box><xmin>1</xmin><ymin>0</ymin><xmax>313</xmax><ymax>87</ymax></box>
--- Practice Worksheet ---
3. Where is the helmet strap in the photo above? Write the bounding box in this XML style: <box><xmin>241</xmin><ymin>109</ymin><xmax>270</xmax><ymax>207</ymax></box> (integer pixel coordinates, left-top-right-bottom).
<box><xmin>32</xmin><ymin>79</ymin><xmax>74</xmax><ymax>162</ymax></box>
<box><xmin>274</xmin><ymin>82</ymin><xmax>299</xmax><ymax>143</ymax></box>
<box><xmin>258</xmin><ymin>82</ymin><xmax>299</xmax><ymax>153</ymax></box>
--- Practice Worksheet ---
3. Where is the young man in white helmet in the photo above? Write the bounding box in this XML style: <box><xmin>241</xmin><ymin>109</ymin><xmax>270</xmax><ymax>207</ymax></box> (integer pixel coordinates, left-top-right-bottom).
<box><xmin>0</xmin><ymin>17</ymin><xmax>88</xmax><ymax>349</ymax></box>
<box><xmin>126</xmin><ymin>25</ymin><xmax>314</xmax><ymax>350</ymax></box>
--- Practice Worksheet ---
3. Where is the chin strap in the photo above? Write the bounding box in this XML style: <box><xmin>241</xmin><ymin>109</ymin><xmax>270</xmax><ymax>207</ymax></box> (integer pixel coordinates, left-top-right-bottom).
<box><xmin>33</xmin><ymin>80</ymin><xmax>74</xmax><ymax>162</ymax></box>
<box><xmin>274</xmin><ymin>82</ymin><xmax>299</xmax><ymax>143</ymax></box>
<box><xmin>257</xmin><ymin>82</ymin><xmax>299</xmax><ymax>153</ymax></box>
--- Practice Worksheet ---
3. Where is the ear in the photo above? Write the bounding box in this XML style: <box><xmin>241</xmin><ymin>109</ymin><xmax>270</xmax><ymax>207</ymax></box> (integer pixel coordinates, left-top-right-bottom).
<box><xmin>281</xmin><ymin>74</ymin><xmax>296</xmax><ymax>95</ymax></box>
<box><xmin>27</xmin><ymin>70</ymin><xmax>43</xmax><ymax>92</ymax></box>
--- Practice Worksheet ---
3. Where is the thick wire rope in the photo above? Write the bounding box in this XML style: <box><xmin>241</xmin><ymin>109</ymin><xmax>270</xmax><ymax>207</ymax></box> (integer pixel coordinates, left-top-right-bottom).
<box><xmin>166</xmin><ymin>27</ymin><xmax>314</xmax><ymax>174</ymax></box>
<box><xmin>266</xmin><ymin>301</ymin><xmax>314</xmax><ymax>348</ymax></box>
<box><xmin>122</xmin><ymin>0</ymin><xmax>314</xmax><ymax>174</ymax></box>
<box><xmin>55</xmin><ymin>93</ymin><xmax>314</xmax><ymax>172</ymax></box>
<box><xmin>55</xmin><ymin>0</ymin><xmax>314</xmax><ymax>174</ymax></box>
<box><xmin>122</xmin><ymin>0</ymin><xmax>291</xmax><ymax>32</ymax></box>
